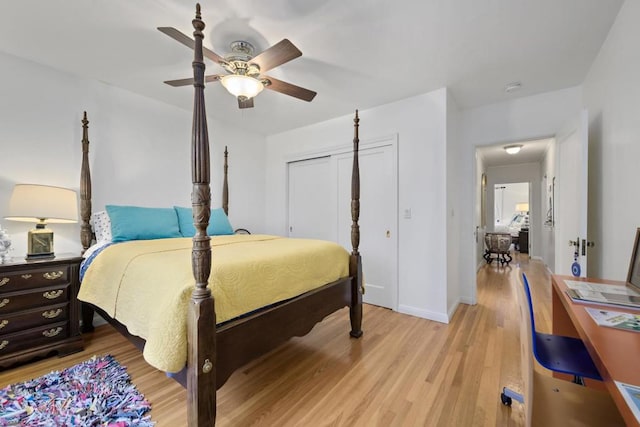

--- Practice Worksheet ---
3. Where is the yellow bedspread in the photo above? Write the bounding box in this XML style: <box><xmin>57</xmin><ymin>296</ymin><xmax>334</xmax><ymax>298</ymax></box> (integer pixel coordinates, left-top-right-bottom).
<box><xmin>78</xmin><ymin>234</ymin><xmax>350</xmax><ymax>372</ymax></box>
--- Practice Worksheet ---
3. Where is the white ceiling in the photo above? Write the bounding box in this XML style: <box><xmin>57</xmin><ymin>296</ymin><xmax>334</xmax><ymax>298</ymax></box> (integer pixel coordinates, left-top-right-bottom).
<box><xmin>0</xmin><ymin>0</ymin><xmax>624</xmax><ymax>135</ymax></box>
<box><xmin>478</xmin><ymin>138</ymin><xmax>552</xmax><ymax>168</ymax></box>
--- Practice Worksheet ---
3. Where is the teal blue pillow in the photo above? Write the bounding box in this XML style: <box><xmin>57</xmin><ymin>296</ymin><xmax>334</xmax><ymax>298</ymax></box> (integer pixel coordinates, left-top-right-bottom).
<box><xmin>106</xmin><ymin>205</ymin><xmax>181</xmax><ymax>242</ymax></box>
<box><xmin>174</xmin><ymin>207</ymin><xmax>234</xmax><ymax>237</ymax></box>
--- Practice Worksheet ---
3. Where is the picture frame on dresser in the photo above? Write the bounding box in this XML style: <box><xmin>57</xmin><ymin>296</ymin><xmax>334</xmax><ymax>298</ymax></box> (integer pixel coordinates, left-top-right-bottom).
<box><xmin>0</xmin><ymin>254</ymin><xmax>84</xmax><ymax>369</ymax></box>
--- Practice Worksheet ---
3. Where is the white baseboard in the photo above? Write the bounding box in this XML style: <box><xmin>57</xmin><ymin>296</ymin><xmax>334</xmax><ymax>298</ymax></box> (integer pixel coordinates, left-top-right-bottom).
<box><xmin>447</xmin><ymin>300</ymin><xmax>460</xmax><ymax>321</ymax></box>
<box><xmin>460</xmin><ymin>296</ymin><xmax>475</xmax><ymax>305</ymax></box>
<box><xmin>398</xmin><ymin>304</ymin><xmax>449</xmax><ymax>324</ymax></box>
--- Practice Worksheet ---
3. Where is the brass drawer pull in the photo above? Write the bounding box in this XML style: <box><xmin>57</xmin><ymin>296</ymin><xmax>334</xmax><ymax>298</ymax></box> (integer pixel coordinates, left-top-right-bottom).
<box><xmin>43</xmin><ymin>290</ymin><xmax>63</xmax><ymax>300</ymax></box>
<box><xmin>42</xmin><ymin>327</ymin><xmax>62</xmax><ymax>338</ymax></box>
<box><xmin>0</xmin><ymin>278</ymin><xmax>8</xmax><ymax>287</ymax></box>
<box><xmin>42</xmin><ymin>309</ymin><xmax>62</xmax><ymax>319</ymax></box>
<box><xmin>0</xmin><ymin>340</ymin><xmax>8</xmax><ymax>350</ymax></box>
<box><xmin>0</xmin><ymin>319</ymin><xmax>7</xmax><ymax>329</ymax></box>
<box><xmin>43</xmin><ymin>271</ymin><xmax>64</xmax><ymax>280</ymax></box>
<box><xmin>21</xmin><ymin>274</ymin><xmax>32</xmax><ymax>279</ymax></box>
<box><xmin>0</xmin><ymin>299</ymin><xmax>9</xmax><ymax>308</ymax></box>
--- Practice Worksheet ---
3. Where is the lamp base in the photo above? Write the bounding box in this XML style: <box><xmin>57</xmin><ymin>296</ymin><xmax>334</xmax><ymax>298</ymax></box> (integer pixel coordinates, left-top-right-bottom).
<box><xmin>27</xmin><ymin>226</ymin><xmax>55</xmax><ymax>260</ymax></box>
<box><xmin>26</xmin><ymin>253</ymin><xmax>55</xmax><ymax>260</ymax></box>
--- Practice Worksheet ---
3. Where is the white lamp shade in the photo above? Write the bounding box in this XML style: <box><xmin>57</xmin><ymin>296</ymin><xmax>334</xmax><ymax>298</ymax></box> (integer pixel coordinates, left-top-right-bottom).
<box><xmin>220</xmin><ymin>75</ymin><xmax>264</xmax><ymax>99</ymax></box>
<box><xmin>6</xmin><ymin>184</ymin><xmax>78</xmax><ymax>223</ymax></box>
<box><xmin>516</xmin><ymin>203</ymin><xmax>529</xmax><ymax>212</ymax></box>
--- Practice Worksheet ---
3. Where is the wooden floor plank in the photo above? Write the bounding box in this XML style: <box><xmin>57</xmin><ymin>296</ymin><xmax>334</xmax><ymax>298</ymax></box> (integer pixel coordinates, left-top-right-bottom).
<box><xmin>0</xmin><ymin>253</ymin><xmax>554</xmax><ymax>426</ymax></box>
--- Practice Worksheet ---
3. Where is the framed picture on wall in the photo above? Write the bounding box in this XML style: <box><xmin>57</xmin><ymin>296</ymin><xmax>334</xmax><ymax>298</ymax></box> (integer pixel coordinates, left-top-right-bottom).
<box><xmin>544</xmin><ymin>176</ymin><xmax>555</xmax><ymax>227</ymax></box>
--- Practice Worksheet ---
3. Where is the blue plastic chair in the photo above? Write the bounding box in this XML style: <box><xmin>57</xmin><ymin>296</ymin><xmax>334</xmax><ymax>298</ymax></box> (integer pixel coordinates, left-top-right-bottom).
<box><xmin>501</xmin><ymin>273</ymin><xmax>602</xmax><ymax>406</ymax></box>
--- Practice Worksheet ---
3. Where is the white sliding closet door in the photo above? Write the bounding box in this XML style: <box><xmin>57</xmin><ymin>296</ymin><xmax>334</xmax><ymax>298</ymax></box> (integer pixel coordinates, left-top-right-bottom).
<box><xmin>287</xmin><ymin>156</ymin><xmax>334</xmax><ymax>241</ymax></box>
<box><xmin>336</xmin><ymin>144</ymin><xmax>397</xmax><ymax>310</ymax></box>
<box><xmin>287</xmin><ymin>141</ymin><xmax>398</xmax><ymax>311</ymax></box>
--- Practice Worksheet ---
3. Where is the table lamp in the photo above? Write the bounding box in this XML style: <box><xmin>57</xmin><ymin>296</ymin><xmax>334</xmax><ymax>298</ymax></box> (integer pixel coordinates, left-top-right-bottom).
<box><xmin>5</xmin><ymin>184</ymin><xmax>78</xmax><ymax>259</ymax></box>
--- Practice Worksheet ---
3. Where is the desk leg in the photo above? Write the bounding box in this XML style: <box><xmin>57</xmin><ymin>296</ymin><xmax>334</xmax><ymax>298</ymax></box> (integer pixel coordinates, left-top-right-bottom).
<box><xmin>552</xmin><ymin>287</ymin><xmax>579</xmax><ymax>338</ymax></box>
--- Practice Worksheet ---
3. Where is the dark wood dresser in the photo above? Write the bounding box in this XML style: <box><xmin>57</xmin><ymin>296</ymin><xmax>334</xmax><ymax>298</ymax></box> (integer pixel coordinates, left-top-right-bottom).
<box><xmin>0</xmin><ymin>254</ymin><xmax>84</xmax><ymax>368</ymax></box>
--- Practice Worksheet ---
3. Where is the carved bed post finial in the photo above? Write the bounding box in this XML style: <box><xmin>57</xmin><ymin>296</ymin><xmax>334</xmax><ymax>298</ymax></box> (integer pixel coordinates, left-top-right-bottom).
<box><xmin>80</xmin><ymin>111</ymin><xmax>92</xmax><ymax>253</ymax></box>
<box><xmin>187</xmin><ymin>4</ymin><xmax>217</xmax><ymax>426</ymax></box>
<box><xmin>349</xmin><ymin>109</ymin><xmax>363</xmax><ymax>338</ymax></box>
<box><xmin>223</xmin><ymin>146</ymin><xmax>229</xmax><ymax>216</ymax></box>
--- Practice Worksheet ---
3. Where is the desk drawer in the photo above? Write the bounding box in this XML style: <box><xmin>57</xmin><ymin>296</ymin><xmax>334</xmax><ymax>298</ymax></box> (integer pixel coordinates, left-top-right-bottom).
<box><xmin>0</xmin><ymin>303</ymin><xmax>68</xmax><ymax>335</ymax></box>
<box><xmin>0</xmin><ymin>266</ymin><xmax>69</xmax><ymax>293</ymax></box>
<box><xmin>0</xmin><ymin>285</ymin><xmax>69</xmax><ymax>314</ymax></box>
<box><xmin>0</xmin><ymin>321</ymin><xmax>69</xmax><ymax>356</ymax></box>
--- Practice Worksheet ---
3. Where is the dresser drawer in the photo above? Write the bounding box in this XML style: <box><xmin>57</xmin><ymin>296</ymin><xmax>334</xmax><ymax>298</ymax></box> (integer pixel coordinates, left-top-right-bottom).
<box><xmin>0</xmin><ymin>285</ymin><xmax>69</xmax><ymax>315</ymax></box>
<box><xmin>0</xmin><ymin>265</ymin><xmax>70</xmax><ymax>293</ymax></box>
<box><xmin>0</xmin><ymin>303</ymin><xmax>68</xmax><ymax>335</ymax></box>
<box><xmin>0</xmin><ymin>321</ymin><xmax>69</xmax><ymax>356</ymax></box>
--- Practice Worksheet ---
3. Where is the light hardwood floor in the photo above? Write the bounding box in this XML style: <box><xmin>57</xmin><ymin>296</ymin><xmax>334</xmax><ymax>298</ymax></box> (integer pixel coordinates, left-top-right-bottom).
<box><xmin>0</xmin><ymin>253</ymin><xmax>554</xmax><ymax>426</ymax></box>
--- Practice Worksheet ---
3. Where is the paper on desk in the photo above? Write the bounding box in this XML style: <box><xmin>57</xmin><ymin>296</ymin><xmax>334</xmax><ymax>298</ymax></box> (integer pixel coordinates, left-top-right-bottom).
<box><xmin>615</xmin><ymin>381</ymin><xmax>640</xmax><ymax>423</ymax></box>
<box><xmin>565</xmin><ymin>280</ymin><xmax>640</xmax><ymax>296</ymax></box>
<box><xmin>585</xmin><ymin>307</ymin><xmax>640</xmax><ymax>332</ymax></box>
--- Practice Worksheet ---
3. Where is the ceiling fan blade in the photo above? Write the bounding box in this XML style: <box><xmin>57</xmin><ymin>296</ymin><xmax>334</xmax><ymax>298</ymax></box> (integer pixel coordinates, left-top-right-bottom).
<box><xmin>263</xmin><ymin>76</ymin><xmax>316</xmax><ymax>102</ymax></box>
<box><xmin>250</xmin><ymin>39</ymin><xmax>302</xmax><ymax>73</ymax></box>
<box><xmin>238</xmin><ymin>97</ymin><xmax>254</xmax><ymax>109</ymax></box>
<box><xmin>164</xmin><ymin>75</ymin><xmax>221</xmax><ymax>87</ymax></box>
<box><xmin>157</xmin><ymin>27</ymin><xmax>226</xmax><ymax>64</ymax></box>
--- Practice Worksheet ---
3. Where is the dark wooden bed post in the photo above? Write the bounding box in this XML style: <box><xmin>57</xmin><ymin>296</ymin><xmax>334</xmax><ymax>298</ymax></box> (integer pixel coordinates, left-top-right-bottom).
<box><xmin>80</xmin><ymin>111</ymin><xmax>92</xmax><ymax>254</ymax></box>
<box><xmin>79</xmin><ymin>112</ymin><xmax>96</xmax><ymax>333</ymax></box>
<box><xmin>349</xmin><ymin>110</ymin><xmax>363</xmax><ymax>338</ymax></box>
<box><xmin>187</xmin><ymin>4</ymin><xmax>216</xmax><ymax>426</ymax></box>
<box><xmin>222</xmin><ymin>146</ymin><xmax>229</xmax><ymax>216</ymax></box>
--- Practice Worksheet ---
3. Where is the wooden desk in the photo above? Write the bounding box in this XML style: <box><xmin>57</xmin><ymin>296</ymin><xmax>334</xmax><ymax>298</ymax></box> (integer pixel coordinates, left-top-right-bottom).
<box><xmin>552</xmin><ymin>274</ymin><xmax>640</xmax><ymax>427</ymax></box>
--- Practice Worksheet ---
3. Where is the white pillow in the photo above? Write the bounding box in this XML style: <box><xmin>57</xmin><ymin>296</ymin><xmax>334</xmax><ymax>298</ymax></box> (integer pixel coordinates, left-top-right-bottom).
<box><xmin>82</xmin><ymin>240</ymin><xmax>111</xmax><ymax>259</ymax></box>
<box><xmin>90</xmin><ymin>211</ymin><xmax>112</xmax><ymax>242</ymax></box>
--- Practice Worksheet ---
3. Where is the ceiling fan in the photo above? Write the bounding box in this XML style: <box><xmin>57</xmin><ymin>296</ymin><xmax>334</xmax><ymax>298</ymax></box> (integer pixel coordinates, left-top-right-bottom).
<box><xmin>158</xmin><ymin>27</ymin><xmax>317</xmax><ymax>109</ymax></box>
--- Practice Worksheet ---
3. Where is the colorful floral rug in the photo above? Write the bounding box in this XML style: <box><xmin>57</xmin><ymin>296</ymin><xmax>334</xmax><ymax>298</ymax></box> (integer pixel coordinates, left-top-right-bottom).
<box><xmin>0</xmin><ymin>355</ymin><xmax>154</xmax><ymax>426</ymax></box>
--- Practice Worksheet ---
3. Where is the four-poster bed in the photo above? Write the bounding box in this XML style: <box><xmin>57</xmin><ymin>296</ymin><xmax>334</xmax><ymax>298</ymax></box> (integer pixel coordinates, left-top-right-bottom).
<box><xmin>78</xmin><ymin>5</ymin><xmax>363</xmax><ymax>426</ymax></box>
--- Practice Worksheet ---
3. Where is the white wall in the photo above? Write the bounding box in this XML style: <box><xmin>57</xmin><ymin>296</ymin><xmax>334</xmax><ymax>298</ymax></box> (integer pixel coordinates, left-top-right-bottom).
<box><xmin>583</xmin><ymin>0</ymin><xmax>640</xmax><ymax>280</ymax></box>
<box><xmin>0</xmin><ymin>51</ymin><xmax>265</xmax><ymax>258</ymax></box>
<box><xmin>446</xmin><ymin>90</ymin><xmax>463</xmax><ymax>314</ymax></box>
<box><xmin>266</xmin><ymin>89</ymin><xmax>451</xmax><ymax>322</ymax></box>
<box><xmin>459</xmin><ymin>86</ymin><xmax>583</xmax><ymax>302</ymax></box>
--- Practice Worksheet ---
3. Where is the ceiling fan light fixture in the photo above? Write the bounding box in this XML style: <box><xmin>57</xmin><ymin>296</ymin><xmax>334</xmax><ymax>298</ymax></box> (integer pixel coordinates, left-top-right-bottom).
<box><xmin>504</xmin><ymin>144</ymin><xmax>523</xmax><ymax>155</ymax></box>
<box><xmin>220</xmin><ymin>75</ymin><xmax>264</xmax><ymax>99</ymax></box>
